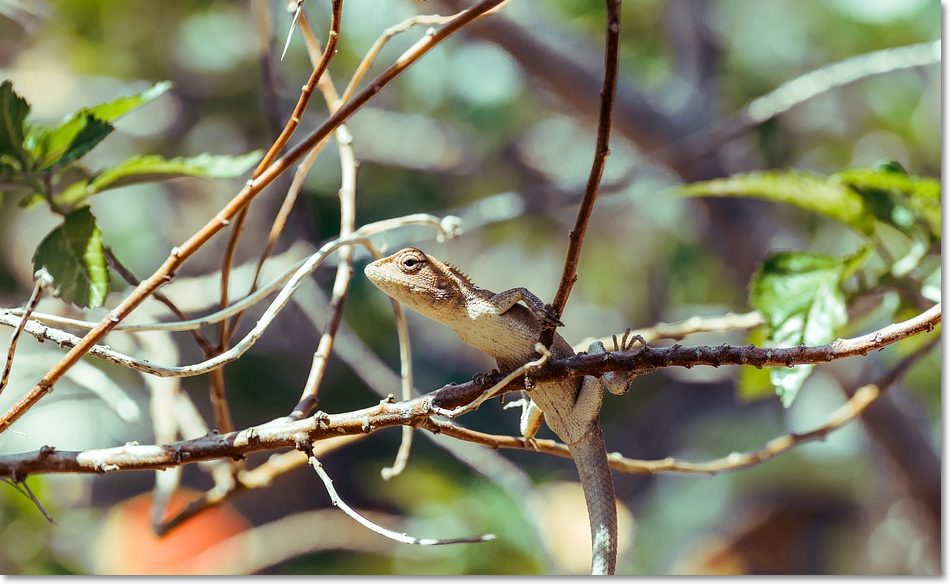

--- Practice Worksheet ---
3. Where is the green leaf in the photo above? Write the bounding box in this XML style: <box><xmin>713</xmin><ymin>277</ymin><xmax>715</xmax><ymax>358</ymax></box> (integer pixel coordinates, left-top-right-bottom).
<box><xmin>0</xmin><ymin>80</ymin><xmax>31</xmax><ymax>169</ymax></box>
<box><xmin>55</xmin><ymin>150</ymin><xmax>263</xmax><ymax>207</ymax></box>
<box><xmin>27</xmin><ymin>114</ymin><xmax>114</xmax><ymax>170</ymax></box>
<box><xmin>835</xmin><ymin>167</ymin><xmax>941</xmax><ymax>240</ymax></box>
<box><xmin>32</xmin><ymin>206</ymin><xmax>110</xmax><ymax>309</ymax></box>
<box><xmin>677</xmin><ymin>171</ymin><xmax>877</xmax><ymax>236</ymax></box>
<box><xmin>83</xmin><ymin>80</ymin><xmax>172</xmax><ymax>122</ymax></box>
<box><xmin>749</xmin><ymin>252</ymin><xmax>848</xmax><ymax>407</ymax></box>
<box><xmin>24</xmin><ymin>81</ymin><xmax>172</xmax><ymax>170</ymax></box>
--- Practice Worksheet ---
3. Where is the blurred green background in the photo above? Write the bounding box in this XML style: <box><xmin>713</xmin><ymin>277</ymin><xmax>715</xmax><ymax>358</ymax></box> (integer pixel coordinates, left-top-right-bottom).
<box><xmin>0</xmin><ymin>0</ymin><xmax>941</xmax><ymax>575</ymax></box>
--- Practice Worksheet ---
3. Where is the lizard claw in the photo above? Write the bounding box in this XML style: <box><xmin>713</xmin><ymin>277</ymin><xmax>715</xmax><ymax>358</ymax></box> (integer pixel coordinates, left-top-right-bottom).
<box><xmin>473</xmin><ymin>372</ymin><xmax>492</xmax><ymax>387</ymax></box>
<box><xmin>541</xmin><ymin>303</ymin><xmax>565</xmax><ymax>328</ymax></box>
<box><xmin>616</xmin><ymin>328</ymin><xmax>647</xmax><ymax>352</ymax></box>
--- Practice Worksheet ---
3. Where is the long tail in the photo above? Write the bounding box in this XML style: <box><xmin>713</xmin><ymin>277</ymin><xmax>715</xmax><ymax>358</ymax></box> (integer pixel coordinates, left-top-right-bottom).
<box><xmin>569</xmin><ymin>422</ymin><xmax>618</xmax><ymax>575</ymax></box>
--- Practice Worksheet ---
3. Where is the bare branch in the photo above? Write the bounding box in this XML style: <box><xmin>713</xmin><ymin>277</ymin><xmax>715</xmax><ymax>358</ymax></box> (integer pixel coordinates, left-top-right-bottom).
<box><xmin>539</xmin><ymin>303</ymin><xmax>940</xmax><ymax>383</ymax></box>
<box><xmin>4</xmin><ymin>478</ymin><xmax>55</xmax><ymax>524</ymax></box>
<box><xmin>291</xmin><ymin>8</ymin><xmax>359</xmax><ymax>418</ymax></box>
<box><xmin>542</xmin><ymin>0</ymin><xmax>621</xmax><ymax>346</ymax></box>
<box><xmin>427</xmin><ymin>335</ymin><xmax>937</xmax><ymax>475</ymax></box>
<box><xmin>306</xmin><ymin>449</ymin><xmax>495</xmax><ymax>546</ymax></box>
<box><xmin>0</xmin><ymin>270</ymin><xmax>49</xmax><ymax>396</ymax></box>
<box><xmin>0</xmin><ymin>0</ymin><xmax>507</xmax><ymax>436</ymax></box>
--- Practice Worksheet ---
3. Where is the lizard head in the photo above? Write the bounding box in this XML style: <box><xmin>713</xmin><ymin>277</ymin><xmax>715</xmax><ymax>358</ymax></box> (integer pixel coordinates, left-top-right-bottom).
<box><xmin>364</xmin><ymin>247</ymin><xmax>469</xmax><ymax>319</ymax></box>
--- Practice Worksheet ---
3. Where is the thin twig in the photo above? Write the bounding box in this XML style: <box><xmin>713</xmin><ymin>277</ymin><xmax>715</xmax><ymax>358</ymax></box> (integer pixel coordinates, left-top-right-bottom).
<box><xmin>0</xmin><ymin>215</ymin><xmax>460</xmax><ymax>379</ymax></box>
<box><xmin>366</xmin><ymin>243</ymin><xmax>417</xmax><ymax>481</ymax></box>
<box><xmin>339</xmin><ymin>13</ymin><xmax>456</xmax><ymax>103</ymax></box>
<box><xmin>155</xmin><ymin>435</ymin><xmax>361</xmax><ymax>535</ymax></box>
<box><xmin>541</xmin><ymin>0</ymin><xmax>622</xmax><ymax>346</ymax></box>
<box><xmin>280</xmin><ymin>0</ymin><xmax>305</xmax><ymax>61</ymax></box>
<box><xmin>0</xmin><ymin>270</ymin><xmax>49</xmax><ymax>396</ymax></box>
<box><xmin>104</xmin><ymin>247</ymin><xmax>215</xmax><ymax>355</ymax></box>
<box><xmin>290</xmin><ymin>8</ymin><xmax>359</xmax><ymax>418</ymax></box>
<box><xmin>432</xmin><ymin>343</ymin><xmax>551</xmax><ymax>419</ymax></box>
<box><xmin>4</xmin><ymin>478</ymin><xmax>55</xmax><ymax>524</ymax></box>
<box><xmin>232</xmin><ymin>6</ymin><xmax>342</xmax><ymax>339</ymax></box>
<box><xmin>305</xmin><ymin>448</ymin><xmax>495</xmax><ymax>546</ymax></box>
<box><xmin>218</xmin><ymin>0</ymin><xmax>344</xmax><ymax>347</ymax></box>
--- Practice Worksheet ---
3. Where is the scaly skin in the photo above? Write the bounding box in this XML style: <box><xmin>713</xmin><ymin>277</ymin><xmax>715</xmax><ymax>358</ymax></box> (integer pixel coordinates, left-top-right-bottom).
<box><xmin>364</xmin><ymin>247</ymin><xmax>618</xmax><ymax>575</ymax></box>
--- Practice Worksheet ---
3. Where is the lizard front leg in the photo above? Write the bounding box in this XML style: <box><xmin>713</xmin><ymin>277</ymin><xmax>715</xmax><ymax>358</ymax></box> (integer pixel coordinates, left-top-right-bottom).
<box><xmin>488</xmin><ymin>288</ymin><xmax>563</xmax><ymax>328</ymax></box>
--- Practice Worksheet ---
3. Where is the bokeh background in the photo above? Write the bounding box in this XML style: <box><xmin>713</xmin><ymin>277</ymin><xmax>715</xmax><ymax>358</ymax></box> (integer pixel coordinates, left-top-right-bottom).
<box><xmin>0</xmin><ymin>0</ymin><xmax>941</xmax><ymax>575</ymax></box>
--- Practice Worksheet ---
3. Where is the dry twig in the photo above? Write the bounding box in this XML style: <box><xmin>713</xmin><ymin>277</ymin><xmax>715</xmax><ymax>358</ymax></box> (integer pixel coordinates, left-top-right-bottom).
<box><xmin>542</xmin><ymin>0</ymin><xmax>622</xmax><ymax>346</ymax></box>
<box><xmin>0</xmin><ymin>270</ymin><xmax>49</xmax><ymax>396</ymax></box>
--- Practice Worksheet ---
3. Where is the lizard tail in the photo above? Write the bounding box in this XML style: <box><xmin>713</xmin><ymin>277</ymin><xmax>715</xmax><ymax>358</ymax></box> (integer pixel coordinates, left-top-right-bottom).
<box><xmin>569</xmin><ymin>423</ymin><xmax>618</xmax><ymax>575</ymax></box>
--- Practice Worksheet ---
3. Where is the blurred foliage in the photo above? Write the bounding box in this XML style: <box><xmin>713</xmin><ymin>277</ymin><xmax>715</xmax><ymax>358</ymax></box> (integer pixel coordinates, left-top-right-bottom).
<box><xmin>0</xmin><ymin>0</ymin><xmax>941</xmax><ymax>576</ymax></box>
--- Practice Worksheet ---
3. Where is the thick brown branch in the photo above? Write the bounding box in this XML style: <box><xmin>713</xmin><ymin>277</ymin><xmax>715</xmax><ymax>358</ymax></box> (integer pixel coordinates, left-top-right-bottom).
<box><xmin>539</xmin><ymin>303</ymin><xmax>940</xmax><ymax>382</ymax></box>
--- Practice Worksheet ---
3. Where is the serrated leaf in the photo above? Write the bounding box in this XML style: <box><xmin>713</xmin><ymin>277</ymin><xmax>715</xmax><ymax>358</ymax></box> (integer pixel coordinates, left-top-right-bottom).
<box><xmin>32</xmin><ymin>206</ymin><xmax>110</xmax><ymax>309</ymax></box>
<box><xmin>83</xmin><ymin>80</ymin><xmax>172</xmax><ymax>122</ymax></box>
<box><xmin>835</xmin><ymin>168</ymin><xmax>941</xmax><ymax>240</ymax></box>
<box><xmin>749</xmin><ymin>252</ymin><xmax>848</xmax><ymax>407</ymax></box>
<box><xmin>0</xmin><ymin>80</ymin><xmax>31</xmax><ymax>168</ymax></box>
<box><xmin>677</xmin><ymin>171</ymin><xmax>877</xmax><ymax>236</ymax></box>
<box><xmin>54</xmin><ymin>150</ymin><xmax>262</xmax><ymax>207</ymax></box>
<box><xmin>26</xmin><ymin>114</ymin><xmax>114</xmax><ymax>170</ymax></box>
<box><xmin>24</xmin><ymin>81</ymin><xmax>171</xmax><ymax>171</ymax></box>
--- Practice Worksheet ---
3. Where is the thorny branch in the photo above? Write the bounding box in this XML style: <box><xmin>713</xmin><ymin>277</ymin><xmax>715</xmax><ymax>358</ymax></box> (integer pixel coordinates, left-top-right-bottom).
<box><xmin>0</xmin><ymin>302</ymin><xmax>937</xmax><ymax>479</ymax></box>
<box><xmin>425</xmin><ymin>334</ymin><xmax>937</xmax><ymax>475</ymax></box>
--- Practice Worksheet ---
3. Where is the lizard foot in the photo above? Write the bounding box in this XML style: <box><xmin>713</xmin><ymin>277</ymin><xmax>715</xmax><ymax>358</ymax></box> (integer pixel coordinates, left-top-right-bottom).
<box><xmin>614</xmin><ymin>328</ymin><xmax>648</xmax><ymax>352</ymax></box>
<box><xmin>540</xmin><ymin>303</ymin><xmax>565</xmax><ymax>328</ymax></box>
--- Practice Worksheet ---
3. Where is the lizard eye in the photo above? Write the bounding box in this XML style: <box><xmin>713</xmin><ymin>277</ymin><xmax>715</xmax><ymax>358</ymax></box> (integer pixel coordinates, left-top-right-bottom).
<box><xmin>400</xmin><ymin>255</ymin><xmax>424</xmax><ymax>272</ymax></box>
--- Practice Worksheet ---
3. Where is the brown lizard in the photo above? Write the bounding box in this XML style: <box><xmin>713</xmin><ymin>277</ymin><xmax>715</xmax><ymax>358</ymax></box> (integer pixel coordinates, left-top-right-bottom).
<box><xmin>365</xmin><ymin>247</ymin><xmax>633</xmax><ymax>575</ymax></box>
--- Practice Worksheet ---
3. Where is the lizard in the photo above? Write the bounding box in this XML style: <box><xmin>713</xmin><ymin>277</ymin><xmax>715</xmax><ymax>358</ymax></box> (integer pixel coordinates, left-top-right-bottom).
<box><xmin>364</xmin><ymin>247</ymin><xmax>634</xmax><ymax>575</ymax></box>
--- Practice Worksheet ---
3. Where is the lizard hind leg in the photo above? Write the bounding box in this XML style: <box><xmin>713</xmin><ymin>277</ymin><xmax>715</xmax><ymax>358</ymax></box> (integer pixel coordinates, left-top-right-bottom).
<box><xmin>503</xmin><ymin>394</ymin><xmax>543</xmax><ymax>449</ymax></box>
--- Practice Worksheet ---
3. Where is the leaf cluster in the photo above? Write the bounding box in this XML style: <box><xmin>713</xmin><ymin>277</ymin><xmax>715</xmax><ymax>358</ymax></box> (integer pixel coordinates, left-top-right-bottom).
<box><xmin>679</xmin><ymin>163</ymin><xmax>940</xmax><ymax>405</ymax></box>
<box><xmin>0</xmin><ymin>80</ymin><xmax>260</xmax><ymax>308</ymax></box>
